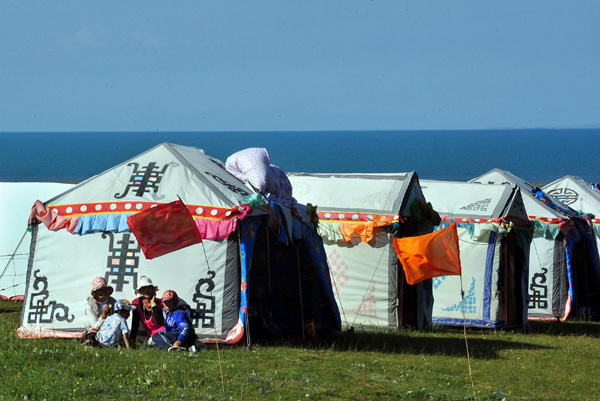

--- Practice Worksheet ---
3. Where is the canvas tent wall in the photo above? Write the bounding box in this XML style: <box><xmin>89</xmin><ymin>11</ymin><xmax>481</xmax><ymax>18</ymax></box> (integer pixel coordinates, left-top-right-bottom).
<box><xmin>287</xmin><ymin>172</ymin><xmax>436</xmax><ymax>330</ymax></box>
<box><xmin>543</xmin><ymin>175</ymin><xmax>600</xmax><ymax>254</ymax></box>
<box><xmin>470</xmin><ymin>169</ymin><xmax>600</xmax><ymax>321</ymax></box>
<box><xmin>0</xmin><ymin>182</ymin><xmax>75</xmax><ymax>300</ymax></box>
<box><xmin>19</xmin><ymin>143</ymin><xmax>340</xmax><ymax>343</ymax></box>
<box><xmin>420</xmin><ymin>180</ymin><xmax>531</xmax><ymax>328</ymax></box>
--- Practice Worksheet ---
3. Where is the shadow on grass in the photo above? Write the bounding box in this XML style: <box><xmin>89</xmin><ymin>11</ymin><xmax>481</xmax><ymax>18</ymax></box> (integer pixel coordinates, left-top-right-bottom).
<box><xmin>529</xmin><ymin>320</ymin><xmax>600</xmax><ymax>337</ymax></box>
<box><xmin>0</xmin><ymin>300</ymin><xmax>23</xmax><ymax>314</ymax></box>
<box><xmin>248</xmin><ymin>328</ymin><xmax>553</xmax><ymax>360</ymax></box>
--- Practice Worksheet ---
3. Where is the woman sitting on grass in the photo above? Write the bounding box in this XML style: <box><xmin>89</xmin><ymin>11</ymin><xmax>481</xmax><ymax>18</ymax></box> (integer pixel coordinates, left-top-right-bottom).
<box><xmin>130</xmin><ymin>276</ymin><xmax>165</xmax><ymax>344</ymax></box>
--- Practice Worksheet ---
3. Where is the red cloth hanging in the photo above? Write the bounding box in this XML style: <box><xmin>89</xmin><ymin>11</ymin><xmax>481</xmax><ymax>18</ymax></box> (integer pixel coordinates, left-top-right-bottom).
<box><xmin>127</xmin><ymin>197</ymin><xmax>203</xmax><ymax>259</ymax></box>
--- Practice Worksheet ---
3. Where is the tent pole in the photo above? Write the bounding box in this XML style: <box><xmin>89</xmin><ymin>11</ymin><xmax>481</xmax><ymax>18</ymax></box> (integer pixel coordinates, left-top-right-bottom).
<box><xmin>296</xmin><ymin>246</ymin><xmax>305</xmax><ymax>342</ymax></box>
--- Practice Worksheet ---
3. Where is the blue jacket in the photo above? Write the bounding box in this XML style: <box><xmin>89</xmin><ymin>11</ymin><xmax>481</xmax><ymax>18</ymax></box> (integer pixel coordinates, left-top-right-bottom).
<box><xmin>163</xmin><ymin>309</ymin><xmax>194</xmax><ymax>343</ymax></box>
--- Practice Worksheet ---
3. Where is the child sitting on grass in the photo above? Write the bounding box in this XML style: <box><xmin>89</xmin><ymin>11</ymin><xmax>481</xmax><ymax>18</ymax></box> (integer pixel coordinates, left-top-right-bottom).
<box><xmin>84</xmin><ymin>277</ymin><xmax>116</xmax><ymax>331</ymax></box>
<box><xmin>151</xmin><ymin>290</ymin><xmax>203</xmax><ymax>352</ymax></box>
<box><xmin>94</xmin><ymin>299</ymin><xmax>136</xmax><ymax>349</ymax></box>
<box><xmin>81</xmin><ymin>277</ymin><xmax>117</xmax><ymax>345</ymax></box>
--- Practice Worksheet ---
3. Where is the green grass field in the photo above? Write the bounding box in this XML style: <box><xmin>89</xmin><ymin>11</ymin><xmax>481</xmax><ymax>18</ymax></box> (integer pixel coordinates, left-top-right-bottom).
<box><xmin>1</xmin><ymin>300</ymin><xmax>599</xmax><ymax>400</ymax></box>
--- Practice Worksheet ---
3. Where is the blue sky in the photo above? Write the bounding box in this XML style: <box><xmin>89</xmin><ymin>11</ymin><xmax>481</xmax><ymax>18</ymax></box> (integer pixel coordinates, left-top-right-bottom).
<box><xmin>1</xmin><ymin>1</ymin><xmax>599</xmax><ymax>132</ymax></box>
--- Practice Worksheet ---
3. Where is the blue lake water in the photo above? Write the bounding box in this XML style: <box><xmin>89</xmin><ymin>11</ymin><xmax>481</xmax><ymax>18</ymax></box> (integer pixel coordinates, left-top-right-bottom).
<box><xmin>1</xmin><ymin>129</ymin><xmax>599</xmax><ymax>184</ymax></box>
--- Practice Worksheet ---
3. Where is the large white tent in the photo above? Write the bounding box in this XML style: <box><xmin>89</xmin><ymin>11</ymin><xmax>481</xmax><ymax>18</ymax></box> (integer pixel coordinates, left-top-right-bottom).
<box><xmin>420</xmin><ymin>180</ymin><xmax>531</xmax><ymax>328</ymax></box>
<box><xmin>0</xmin><ymin>182</ymin><xmax>75</xmax><ymax>300</ymax></box>
<box><xmin>543</xmin><ymin>175</ymin><xmax>600</xmax><ymax>252</ymax></box>
<box><xmin>19</xmin><ymin>143</ymin><xmax>341</xmax><ymax>342</ymax></box>
<box><xmin>471</xmin><ymin>169</ymin><xmax>600</xmax><ymax>321</ymax></box>
<box><xmin>287</xmin><ymin>172</ymin><xmax>436</xmax><ymax>330</ymax></box>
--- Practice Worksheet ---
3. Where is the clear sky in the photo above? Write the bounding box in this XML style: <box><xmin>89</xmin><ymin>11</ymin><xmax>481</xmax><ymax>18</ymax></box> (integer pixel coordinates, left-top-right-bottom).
<box><xmin>1</xmin><ymin>1</ymin><xmax>599</xmax><ymax>132</ymax></box>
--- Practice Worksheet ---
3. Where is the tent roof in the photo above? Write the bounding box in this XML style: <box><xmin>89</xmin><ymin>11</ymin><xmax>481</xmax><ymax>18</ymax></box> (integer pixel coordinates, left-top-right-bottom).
<box><xmin>543</xmin><ymin>175</ymin><xmax>600</xmax><ymax>216</ymax></box>
<box><xmin>287</xmin><ymin>172</ymin><xmax>424</xmax><ymax>216</ymax></box>
<box><xmin>469</xmin><ymin>168</ymin><xmax>579</xmax><ymax>219</ymax></box>
<box><xmin>45</xmin><ymin>143</ymin><xmax>254</xmax><ymax>211</ymax></box>
<box><xmin>420</xmin><ymin>179</ymin><xmax>528</xmax><ymax>220</ymax></box>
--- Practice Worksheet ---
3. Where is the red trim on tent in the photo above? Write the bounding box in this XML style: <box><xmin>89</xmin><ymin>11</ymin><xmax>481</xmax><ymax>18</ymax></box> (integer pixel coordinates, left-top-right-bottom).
<box><xmin>529</xmin><ymin>216</ymin><xmax>567</xmax><ymax>224</ymax></box>
<box><xmin>48</xmin><ymin>201</ymin><xmax>247</xmax><ymax>221</ymax></box>
<box><xmin>316</xmin><ymin>210</ymin><xmax>398</xmax><ymax>223</ymax></box>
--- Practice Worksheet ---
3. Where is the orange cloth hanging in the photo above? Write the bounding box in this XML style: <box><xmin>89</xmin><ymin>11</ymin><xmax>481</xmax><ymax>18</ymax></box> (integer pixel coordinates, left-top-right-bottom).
<box><xmin>393</xmin><ymin>222</ymin><xmax>461</xmax><ymax>285</ymax></box>
<box><xmin>339</xmin><ymin>215</ymin><xmax>391</xmax><ymax>242</ymax></box>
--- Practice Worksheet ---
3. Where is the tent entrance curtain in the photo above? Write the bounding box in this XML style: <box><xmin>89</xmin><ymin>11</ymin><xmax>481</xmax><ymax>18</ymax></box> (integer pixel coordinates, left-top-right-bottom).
<box><xmin>500</xmin><ymin>231</ymin><xmax>526</xmax><ymax>327</ymax></box>
<box><xmin>571</xmin><ymin>236</ymin><xmax>600</xmax><ymax>320</ymax></box>
<box><xmin>246</xmin><ymin>221</ymin><xmax>340</xmax><ymax>342</ymax></box>
<box><xmin>246</xmin><ymin>223</ymin><xmax>308</xmax><ymax>342</ymax></box>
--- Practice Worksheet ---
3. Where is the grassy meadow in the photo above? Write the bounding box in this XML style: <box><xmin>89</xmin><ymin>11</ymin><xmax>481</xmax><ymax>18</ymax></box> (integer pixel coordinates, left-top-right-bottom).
<box><xmin>1</xmin><ymin>300</ymin><xmax>599</xmax><ymax>400</ymax></box>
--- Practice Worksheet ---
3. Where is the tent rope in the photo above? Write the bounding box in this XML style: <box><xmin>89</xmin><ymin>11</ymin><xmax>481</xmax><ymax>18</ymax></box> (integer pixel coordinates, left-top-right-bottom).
<box><xmin>460</xmin><ymin>274</ymin><xmax>478</xmax><ymax>401</ymax></box>
<box><xmin>0</xmin><ymin>229</ymin><xmax>29</xmax><ymax>282</ymax></box>
<box><xmin>319</xmin><ymin>226</ymin><xmax>390</xmax><ymax>330</ymax></box>
<box><xmin>350</xmin><ymin>245</ymin><xmax>387</xmax><ymax>329</ymax></box>
<box><xmin>200</xmin><ymin>242</ymin><xmax>225</xmax><ymax>396</ymax></box>
<box><xmin>0</xmin><ymin>253</ymin><xmax>29</xmax><ymax>258</ymax></box>
<box><xmin>0</xmin><ymin>282</ymin><xmax>26</xmax><ymax>292</ymax></box>
<box><xmin>0</xmin><ymin>229</ymin><xmax>29</xmax><ymax>298</ymax></box>
<box><xmin>531</xmin><ymin>238</ymin><xmax>544</xmax><ymax>271</ymax></box>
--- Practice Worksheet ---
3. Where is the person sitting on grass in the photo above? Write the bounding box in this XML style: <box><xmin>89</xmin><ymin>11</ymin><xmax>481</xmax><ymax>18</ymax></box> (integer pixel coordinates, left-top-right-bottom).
<box><xmin>81</xmin><ymin>277</ymin><xmax>116</xmax><ymax>344</ymax></box>
<box><xmin>151</xmin><ymin>290</ymin><xmax>203</xmax><ymax>352</ymax></box>
<box><xmin>130</xmin><ymin>276</ymin><xmax>165</xmax><ymax>344</ymax></box>
<box><xmin>94</xmin><ymin>299</ymin><xmax>136</xmax><ymax>349</ymax></box>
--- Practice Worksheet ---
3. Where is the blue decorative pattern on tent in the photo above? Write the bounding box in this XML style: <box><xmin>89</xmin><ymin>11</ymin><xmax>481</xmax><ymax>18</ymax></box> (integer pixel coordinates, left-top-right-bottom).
<box><xmin>432</xmin><ymin>317</ymin><xmax>496</xmax><ymax>328</ymax></box>
<box><xmin>483</xmin><ymin>231</ymin><xmax>496</xmax><ymax>321</ymax></box>
<box><xmin>564</xmin><ymin>235</ymin><xmax>575</xmax><ymax>313</ymax></box>
<box><xmin>239</xmin><ymin>219</ymin><xmax>261</xmax><ymax>330</ymax></box>
<box><xmin>442</xmin><ymin>277</ymin><xmax>476</xmax><ymax>314</ymax></box>
<box><xmin>433</xmin><ymin>276</ymin><xmax>447</xmax><ymax>290</ymax></box>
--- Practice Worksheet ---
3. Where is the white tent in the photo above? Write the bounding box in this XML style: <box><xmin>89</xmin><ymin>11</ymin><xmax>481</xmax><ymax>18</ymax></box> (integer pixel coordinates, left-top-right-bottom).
<box><xmin>420</xmin><ymin>180</ymin><xmax>531</xmax><ymax>328</ymax></box>
<box><xmin>470</xmin><ymin>169</ymin><xmax>600</xmax><ymax>321</ymax></box>
<box><xmin>543</xmin><ymin>175</ymin><xmax>600</xmax><ymax>250</ymax></box>
<box><xmin>19</xmin><ymin>143</ymin><xmax>341</xmax><ymax>342</ymax></box>
<box><xmin>287</xmin><ymin>172</ymin><xmax>436</xmax><ymax>329</ymax></box>
<box><xmin>0</xmin><ymin>182</ymin><xmax>75</xmax><ymax>300</ymax></box>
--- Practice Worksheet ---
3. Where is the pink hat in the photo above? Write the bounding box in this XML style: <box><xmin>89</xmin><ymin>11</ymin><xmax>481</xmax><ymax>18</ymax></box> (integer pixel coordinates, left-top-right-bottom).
<box><xmin>91</xmin><ymin>277</ymin><xmax>114</xmax><ymax>296</ymax></box>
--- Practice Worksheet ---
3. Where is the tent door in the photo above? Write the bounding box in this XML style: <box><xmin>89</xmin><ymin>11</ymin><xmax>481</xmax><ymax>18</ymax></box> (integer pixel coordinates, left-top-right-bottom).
<box><xmin>570</xmin><ymin>236</ymin><xmax>600</xmax><ymax>321</ymax></box>
<box><xmin>500</xmin><ymin>232</ymin><xmax>525</xmax><ymax>327</ymax></box>
<box><xmin>397</xmin><ymin>267</ymin><xmax>417</xmax><ymax>327</ymax></box>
